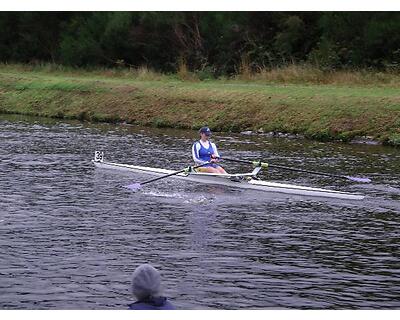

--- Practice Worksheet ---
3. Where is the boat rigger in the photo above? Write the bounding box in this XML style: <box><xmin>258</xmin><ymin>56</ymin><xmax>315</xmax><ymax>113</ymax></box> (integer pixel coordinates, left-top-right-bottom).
<box><xmin>92</xmin><ymin>151</ymin><xmax>365</xmax><ymax>200</ymax></box>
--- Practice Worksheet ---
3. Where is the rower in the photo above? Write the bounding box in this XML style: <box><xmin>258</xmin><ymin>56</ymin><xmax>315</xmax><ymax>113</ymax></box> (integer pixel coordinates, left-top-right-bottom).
<box><xmin>192</xmin><ymin>126</ymin><xmax>227</xmax><ymax>174</ymax></box>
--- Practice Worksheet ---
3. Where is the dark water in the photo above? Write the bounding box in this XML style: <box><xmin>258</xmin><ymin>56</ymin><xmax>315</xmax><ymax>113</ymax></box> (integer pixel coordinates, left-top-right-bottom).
<box><xmin>0</xmin><ymin>114</ymin><xmax>399</xmax><ymax>309</ymax></box>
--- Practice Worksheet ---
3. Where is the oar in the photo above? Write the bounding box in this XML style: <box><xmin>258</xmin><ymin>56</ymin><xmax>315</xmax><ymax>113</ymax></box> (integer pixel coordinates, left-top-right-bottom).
<box><xmin>124</xmin><ymin>162</ymin><xmax>211</xmax><ymax>191</ymax></box>
<box><xmin>222</xmin><ymin>157</ymin><xmax>371</xmax><ymax>183</ymax></box>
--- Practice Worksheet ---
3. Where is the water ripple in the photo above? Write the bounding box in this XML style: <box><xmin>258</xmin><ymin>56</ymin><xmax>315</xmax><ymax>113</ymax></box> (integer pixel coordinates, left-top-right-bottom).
<box><xmin>0</xmin><ymin>114</ymin><xmax>399</xmax><ymax>309</ymax></box>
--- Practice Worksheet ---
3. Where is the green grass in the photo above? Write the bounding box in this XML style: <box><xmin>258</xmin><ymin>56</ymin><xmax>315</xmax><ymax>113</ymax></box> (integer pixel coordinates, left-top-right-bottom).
<box><xmin>13</xmin><ymin>81</ymin><xmax>96</xmax><ymax>92</ymax></box>
<box><xmin>0</xmin><ymin>64</ymin><xmax>399</xmax><ymax>146</ymax></box>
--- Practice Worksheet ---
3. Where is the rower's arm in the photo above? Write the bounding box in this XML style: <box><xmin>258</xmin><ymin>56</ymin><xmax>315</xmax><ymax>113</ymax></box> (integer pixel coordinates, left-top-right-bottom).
<box><xmin>211</xmin><ymin>142</ymin><xmax>220</xmax><ymax>158</ymax></box>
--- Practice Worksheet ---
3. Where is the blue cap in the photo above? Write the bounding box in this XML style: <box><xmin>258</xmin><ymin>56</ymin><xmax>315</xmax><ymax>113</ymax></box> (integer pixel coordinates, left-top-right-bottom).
<box><xmin>199</xmin><ymin>126</ymin><xmax>212</xmax><ymax>136</ymax></box>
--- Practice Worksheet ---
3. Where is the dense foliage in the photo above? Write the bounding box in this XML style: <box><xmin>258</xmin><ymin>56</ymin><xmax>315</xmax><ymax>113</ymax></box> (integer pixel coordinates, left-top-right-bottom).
<box><xmin>1</xmin><ymin>12</ymin><xmax>399</xmax><ymax>75</ymax></box>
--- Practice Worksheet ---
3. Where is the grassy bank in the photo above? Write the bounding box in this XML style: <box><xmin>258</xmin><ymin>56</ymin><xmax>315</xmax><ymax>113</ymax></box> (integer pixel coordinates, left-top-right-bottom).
<box><xmin>0</xmin><ymin>64</ymin><xmax>399</xmax><ymax>146</ymax></box>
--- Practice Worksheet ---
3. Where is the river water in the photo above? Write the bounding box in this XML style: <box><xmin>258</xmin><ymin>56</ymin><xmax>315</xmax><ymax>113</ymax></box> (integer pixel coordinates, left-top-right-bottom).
<box><xmin>0</xmin><ymin>114</ymin><xmax>399</xmax><ymax>309</ymax></box>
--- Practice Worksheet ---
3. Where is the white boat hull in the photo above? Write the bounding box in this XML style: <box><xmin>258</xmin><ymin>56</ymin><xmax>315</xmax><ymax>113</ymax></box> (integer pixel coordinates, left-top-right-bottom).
<box><xmin>93</xmin><ymin>160</ymin><xmax>365</xmax><ymax>200</ymax></box>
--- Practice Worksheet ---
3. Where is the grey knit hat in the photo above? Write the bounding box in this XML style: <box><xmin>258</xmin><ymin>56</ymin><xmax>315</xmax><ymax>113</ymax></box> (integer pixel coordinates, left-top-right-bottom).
<box><xmin>131</xmin><ymin>264</ymin><xmax>162</xmax><ymax>300</ymax></box>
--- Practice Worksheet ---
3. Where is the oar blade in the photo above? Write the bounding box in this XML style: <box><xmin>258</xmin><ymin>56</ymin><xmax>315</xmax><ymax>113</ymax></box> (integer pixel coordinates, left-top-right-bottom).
<box><xmin>124</xmin><ymin>183</ymin><xmax>142</xmax><ymax>191</ymax></box>
<box><xmin>345</xmin><ymin>176</ymin><xmax>371</xmax><ymax>183</ymax></box>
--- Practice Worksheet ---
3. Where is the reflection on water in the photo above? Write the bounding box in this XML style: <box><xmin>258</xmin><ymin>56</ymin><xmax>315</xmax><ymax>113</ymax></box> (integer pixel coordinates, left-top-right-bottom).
<box><xmin>0</xmin><ymin>114</ymin><xmax>399</xmax><ymax>309</ymax></box>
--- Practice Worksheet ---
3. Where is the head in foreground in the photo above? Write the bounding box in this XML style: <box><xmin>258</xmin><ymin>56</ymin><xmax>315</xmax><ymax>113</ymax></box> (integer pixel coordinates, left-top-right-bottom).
<box><xmin>129</xmin><ymin>264</ymin><xmax>176</xmax><ymax>310</ymax></box>
<box><xmin>131</xmin><ymin>263</ymin><xmax>162</xmax><ymax>300</ymax></box>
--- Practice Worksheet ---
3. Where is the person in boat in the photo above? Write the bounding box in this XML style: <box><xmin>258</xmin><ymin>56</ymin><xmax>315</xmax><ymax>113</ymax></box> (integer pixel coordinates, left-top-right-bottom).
<box><xmin>128</xmin><ymin>264</ymin><xmax>176</xmax><ymax>310</ymax></box>
<box><xmin>192</xmin><ymin>126</ymin><xmax>227</xmax><ymax>174</ymax></box>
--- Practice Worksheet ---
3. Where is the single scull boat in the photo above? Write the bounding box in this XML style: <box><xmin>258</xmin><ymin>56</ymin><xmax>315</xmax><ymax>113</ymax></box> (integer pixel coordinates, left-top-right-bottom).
<box><xmin>92</xmin><ymin>151</ymin><xmax>365</xmax><ymax>200</ymax></box>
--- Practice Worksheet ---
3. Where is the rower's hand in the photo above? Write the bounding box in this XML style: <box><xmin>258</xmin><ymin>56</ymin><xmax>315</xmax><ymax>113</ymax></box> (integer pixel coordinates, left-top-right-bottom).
<box><xmin>210</xmin><ymin>154</ymin><xmax>219</xmax><ymax>163</ymax></box>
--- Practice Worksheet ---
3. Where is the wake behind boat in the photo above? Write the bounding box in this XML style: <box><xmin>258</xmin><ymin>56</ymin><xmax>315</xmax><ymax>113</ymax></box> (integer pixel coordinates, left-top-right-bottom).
<box><xmin>92</xmin><ymin>151</ymin><xmax>365</xmax><ymax>200</ymax></box>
